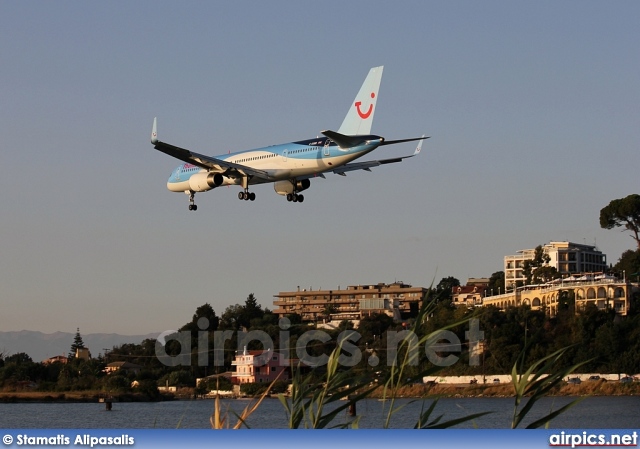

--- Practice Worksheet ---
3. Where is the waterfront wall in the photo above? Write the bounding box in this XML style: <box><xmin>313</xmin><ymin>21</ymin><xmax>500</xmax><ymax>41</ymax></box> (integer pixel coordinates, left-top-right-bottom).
<box><xmin>423</xmin><ymin>373</ymin><xmax>635</xmax><ymax>384</ymax></box>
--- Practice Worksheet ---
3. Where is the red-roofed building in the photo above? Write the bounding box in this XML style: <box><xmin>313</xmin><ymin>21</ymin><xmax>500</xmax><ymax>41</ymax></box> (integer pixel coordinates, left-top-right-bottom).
<box><xmin>231</xmin><ymin>347</ymin><xmax>288</xmax><ymax>384</ymax></box>
<box><xmin>452</xmin><ymin>284</ymin><xmax>487</xmax><ymax>307</ymax></box>
<box><xmin>42</xmin><ymin>355</ymin><xmax>69</xmax><ymax>365</ymax></box>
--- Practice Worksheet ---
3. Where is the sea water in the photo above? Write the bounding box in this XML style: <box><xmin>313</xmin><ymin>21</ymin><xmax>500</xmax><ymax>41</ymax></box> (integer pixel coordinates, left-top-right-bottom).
<box><xmin>1</xmin><ymin>396</ymin><xmax>638</xmax><ymax>429</ymax></box>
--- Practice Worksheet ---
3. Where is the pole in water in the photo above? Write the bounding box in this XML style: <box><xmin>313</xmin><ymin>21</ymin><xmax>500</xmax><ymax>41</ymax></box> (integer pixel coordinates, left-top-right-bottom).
<box><xmin>100</xmin><ymin>395</ymin><xmax>114</xmax><ymax>411</ymax></box>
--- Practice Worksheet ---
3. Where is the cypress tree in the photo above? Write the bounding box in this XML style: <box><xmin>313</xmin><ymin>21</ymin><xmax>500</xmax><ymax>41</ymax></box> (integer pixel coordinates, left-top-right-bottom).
<box><xmin>69</xmin><ymin>327</ymin><xmax>86</xmax><ymax>359</ymax></box>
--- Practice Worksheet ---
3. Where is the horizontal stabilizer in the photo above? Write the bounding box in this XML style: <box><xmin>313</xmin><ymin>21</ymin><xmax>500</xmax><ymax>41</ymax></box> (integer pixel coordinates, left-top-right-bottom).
<box><xmin>321</xmin><ymin>130</ymin><xmax>372</xmax><ymax>149</ymax></box>
<box><xmin>331</xmin><ymin>134</ymin><xmax>426</xmax><ymax>175</ymax></box>
<box><xmin>379</xmin><ymin>136</ymin><xmax>429</xmax><ymax>147</ymax></box>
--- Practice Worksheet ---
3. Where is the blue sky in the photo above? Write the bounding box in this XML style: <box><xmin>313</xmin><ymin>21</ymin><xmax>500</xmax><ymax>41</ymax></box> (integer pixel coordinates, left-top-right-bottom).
<box><xmin>1</xmin><ymin>1</ymin><xmax>638</xmax><ymax>335</ymax></box>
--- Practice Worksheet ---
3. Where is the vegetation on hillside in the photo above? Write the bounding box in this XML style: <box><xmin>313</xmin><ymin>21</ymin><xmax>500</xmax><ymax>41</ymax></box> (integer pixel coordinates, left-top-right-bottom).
<box><xmin>1</xmin><ymin>284</ymin><xmax>639</xmax><ymax>397</ymax></box>
<box><xmin>3</xmin><ymin>190</ymin><xmax>640</xmax><ymax>406</ymax></box>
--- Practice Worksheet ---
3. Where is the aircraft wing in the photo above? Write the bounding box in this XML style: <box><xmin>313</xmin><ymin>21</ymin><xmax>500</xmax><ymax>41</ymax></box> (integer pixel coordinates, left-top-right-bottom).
<box><xmin>151</xmin><ymin>119</ymin><xmax>273</xmax><ymax>181</ymax></box>
<box><xmin>331</xmin><ymin>136</ymin><xmax>428</xmax><ymax>176</ymax></box>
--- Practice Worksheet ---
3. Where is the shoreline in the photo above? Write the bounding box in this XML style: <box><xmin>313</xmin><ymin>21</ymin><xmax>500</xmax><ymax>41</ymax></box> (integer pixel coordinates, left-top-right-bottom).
<box><xmin>366</xmin><ymin>381</ymin><xmax>640</xmax><ymax>399</ymax></box>
<box><xmin>1</xmin><ymin>381</ymin><xmax>638</xmax><ymax>403</ymax></box>
<box><xmin>0</xmin><ymin>391</ymin><xmax>174</xmax><ymax>403</ymax></box>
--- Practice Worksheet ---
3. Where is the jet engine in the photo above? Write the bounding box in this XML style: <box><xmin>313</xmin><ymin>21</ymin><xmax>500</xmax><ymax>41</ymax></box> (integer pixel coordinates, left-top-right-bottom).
<box><xmin>273</xmin><ymin>179</ymin><xmax>311</xmax><ymax>196</ymax></box>
<box><xmin>188</xmin><ymin>172</ymin><xmax>232</xmax><ymax>192</ymax></box>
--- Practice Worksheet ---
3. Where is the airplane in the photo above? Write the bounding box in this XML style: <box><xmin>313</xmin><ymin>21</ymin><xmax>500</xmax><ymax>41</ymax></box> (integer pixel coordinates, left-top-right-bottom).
<box><xmin>150</xmin><ymin>66</ymin><xmax>428</xmax><ymax>210</ymax></box>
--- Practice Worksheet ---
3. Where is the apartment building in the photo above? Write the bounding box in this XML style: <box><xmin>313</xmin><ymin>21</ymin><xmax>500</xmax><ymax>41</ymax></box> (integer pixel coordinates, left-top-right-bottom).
<box><xmin>272</xmin><ymin>282</ymin><xmax>427</xmax><ymax>324</ymax></box>
<box><xmin>504</xmin><ymin>241</ymin><xmax>607</xmax><ymax>292</ymax></box>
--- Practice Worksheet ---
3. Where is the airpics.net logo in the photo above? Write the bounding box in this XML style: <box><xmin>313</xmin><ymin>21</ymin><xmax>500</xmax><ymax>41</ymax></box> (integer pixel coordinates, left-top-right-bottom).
<box><xmin>549</xmin><ymin>431</ymin><xmax>638</xmax><ymax>448</ymax></box>
<box><xmin>154</xmin><ymin>317</ymin><xmax>484</xmax><ymax>368</ymax></box>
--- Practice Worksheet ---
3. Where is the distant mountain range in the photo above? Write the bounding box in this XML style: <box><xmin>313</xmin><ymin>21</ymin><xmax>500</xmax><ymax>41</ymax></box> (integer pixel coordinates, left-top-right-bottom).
<box><xmin>0</xmin><ymin>330</ymin><xmax>159</xmax><ymax>362</ymax></box>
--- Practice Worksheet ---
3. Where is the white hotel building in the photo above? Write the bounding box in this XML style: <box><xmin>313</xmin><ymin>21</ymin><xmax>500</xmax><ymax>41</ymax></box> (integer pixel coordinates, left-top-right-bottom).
<box><xmin>504</xmin><ymin>241</ymin><xmax>607</xmax><ymax>292</ymax></box>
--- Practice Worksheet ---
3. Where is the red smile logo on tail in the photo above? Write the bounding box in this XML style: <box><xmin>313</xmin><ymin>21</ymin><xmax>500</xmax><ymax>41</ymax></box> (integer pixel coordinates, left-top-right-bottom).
<box><xmin>355</xmin><ymin>92</ymin><xmax>376</xmax><ymax>119</ymax></box>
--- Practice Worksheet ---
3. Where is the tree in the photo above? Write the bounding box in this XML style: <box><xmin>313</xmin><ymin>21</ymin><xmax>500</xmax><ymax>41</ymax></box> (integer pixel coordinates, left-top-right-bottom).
<box><xmin>136</xmin><ymin>379</ymin><xmax>161</xmax><ymax>401</ymax></box>
<box><xmin>166</xmin><ymin>369</ymin><xmax>194</xmax><ymax>387</ymax></box>
<box><xmin>219</xmin><ymin>304</ymin><xmax>244</xmax><ymax>330</ymax></box>
<box><xmin>434</xmin><ymin>276</ymin><xmax>460</xmax><ymax>301</ymax></box>
<box><xmin>219</xmin><ymin>294</ymin><xmax>265</xmax><ymax>331</ymax></box>
<box><xmin>531</xmin><ymin>265</ymin><xmax>560</xmax><ymax>284</ymax></box>
<box><xmin>613</xmin><ymin>249</ymin><xmax>640</xmax><ymax>282</ymax></box>
<box><xmin>180</xmin><ymin>303</ymin><xmax>219</xmax><ymax>333</ymax></box>
<box><xmin>487</xmin><ymin>271</ymin><xmax>505</xmax><ymax>296</ymax></box>
<box><xmin>5</xmin><ymin>352</ymin><xmax>32</xmax><ymax>364</ymax></box>
<box><xmin>322</xmin><ymin>303</ymin><xmax>338</xmax><ymax>317</ymax></box>
<box><xmin>357</xmin><ymin>313</ymin><xmax>394</xmax><ymax>344</ymax></box>
<box><xmin>242</xmin><ymin>293</ymin><xmax>264</xmax><ymax>326</ymax></box>
<box><xmin>68</xmin><ymin>328</ymin><xmax>86</xmax><ymax>359</ymax></box>
<box><xmin>600</xmin><ymin>194</ymin><xmax>640</xmax><ymax>250</ymax></box>
<box><xmin>205</xmin><ymin>375</ymin><xmax>233</xmax><ymax>392</ymax></box>
<box><xmin>522</xmin><ymin>245</ymin><xmax>551</xmax><ymax>285</ymax></box>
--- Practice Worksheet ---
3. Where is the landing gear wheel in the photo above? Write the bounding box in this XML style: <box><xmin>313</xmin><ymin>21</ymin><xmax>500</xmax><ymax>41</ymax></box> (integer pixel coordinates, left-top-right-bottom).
<box><xmin>297</xmin><ymin>194</ymin><xmax>304</xmax><ymax>203</ymax></box>
<box><xmin>286</xmin><ymin>193</ymin><xmax>293</xmax><ymax>202</ymax></box>
<box><xmin>239</xmin><ymin>190</ymin><xmax>254</xmax><ymax>201</ymax></box>
<box><xmin>188</xmin><ymin>191</ymin><xmax>197</xmax><ymax>211</ymax></box>
<box><xmin>292</xmin><ymin>194</ymin><xmax>298</xmax><ymax>202</ymax></box>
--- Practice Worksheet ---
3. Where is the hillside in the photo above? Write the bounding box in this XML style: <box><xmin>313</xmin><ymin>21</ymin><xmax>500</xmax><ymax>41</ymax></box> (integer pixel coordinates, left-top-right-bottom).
<box><xmin>0</xmin><ymin>330</ymin><xmax>158</xmax><ymax>362</ymax></box>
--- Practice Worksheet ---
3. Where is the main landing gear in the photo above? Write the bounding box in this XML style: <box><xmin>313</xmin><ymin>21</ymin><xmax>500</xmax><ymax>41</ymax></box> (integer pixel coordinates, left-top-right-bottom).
<box><xmin>286</xmin><ymin>193</ymin><xmax>304</xmax><ymax>203</ymax></box>
<box><xmin>238</xmin><ymin>190</ymin><xmax>256</xmax><ymax>201</ymax></box>
<box><xmin>187</xmin><ymin>191</ymin><xmax>198</xmax><ymax>211</ymax></box>
<box><xmin>238</xmin><ymin>177</ymin><xmax>255</xmax><ymax>201</ymax></box>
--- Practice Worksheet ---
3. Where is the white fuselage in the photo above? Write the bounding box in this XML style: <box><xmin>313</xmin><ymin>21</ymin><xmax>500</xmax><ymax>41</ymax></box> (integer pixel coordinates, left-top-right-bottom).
<box><xmin>166</xmin><ymin>137</ymin><xmax>382</xmax><ymax>192</ymax></box>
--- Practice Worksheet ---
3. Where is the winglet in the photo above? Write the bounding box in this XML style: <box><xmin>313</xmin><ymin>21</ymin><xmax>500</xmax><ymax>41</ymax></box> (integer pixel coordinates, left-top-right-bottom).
<box><xmin>151</xmin><ymin>117</ymin><xmax>158</xmax><ymax>144</ymax></box>
<box><xmin>414</xmin><ymin>135</ymin><xmax>426</xmax><ymax>155</ymax></box>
